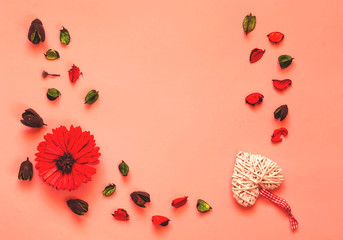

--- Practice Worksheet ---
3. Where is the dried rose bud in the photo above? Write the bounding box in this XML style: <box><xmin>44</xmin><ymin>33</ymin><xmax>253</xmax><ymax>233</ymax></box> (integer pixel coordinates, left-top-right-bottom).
<box><xmin>42</xmin><ymin>70</ymin><xmax>60</xmax><ymax>78</ymax></box>
<box><xmin>28</xmin><ymin>18</ymin><xmax>45</xmax><ymax>44</ymax></box>
<box><xmin>118</xmin><ymin>160</ymin><xmax>129</xmax><ymax>176</ymax></box>
<box><xmin>171</xmin><ymin>196</ymin><xmax>188</xmax><ymax>208</ymax></box>
<box><xmin>67</xmin><ymin>199</ymin><xmax>88</xmax><ymax>215</ymax></box>
<box><xmin>274</xmin><ymin>105</ymin><xmax>288</xmax><ymax>121</ymax></box>
<box><xmin>250</xmin><ymin>48</ymin><xmax>265</xmax><ymax>63</ymax></box>
<box><xmin>103</xmin><ymin>184</ymin><xmax>116</xmax><ymax>197</ymax></box>
<box><xmin>130</xmin><ymin>191</ymin><xmax>150</xmax><ymax>208</ymax></box>
<box><xmin>152</xmin><ymin>216</ymin><xmax>170</xmax><ymax>226</ymax></box>
<box><xmin>47</xmin><ymin>88</ymin><xmax>61</xmax><ymax>101</ymax></box>
<box><xmin>20</xmin><ymin>108</ymin><xmax>46</xmax><ymax>128</ymax></box>
<box><xmin>242</xmin><ymin>13</ymin><xmax>256</xmax><ymax>35</ymax></box>
<box><xmin>112</xmin><ymin>208</ymin><xmax>129</xmax><ymax>221</ymax></box>
<box><xmin>44</xmin><ymin>49</ymin><xmax>60</xmax><ymax>60</ymax></box>
<box><xmin>85</xmin><ymin>90</ymin><xmax>99</xmax><ymax>105</ymax></box>
<box><xmin>197</xmin><ymin>199</ymin><xmax>212</xmax><ymax>213</ymax></box>
<box><xmin>18</xmin><ymin>157</ymin><xmax>33</xmax><ymax>181</ymax></box>
<box><xmin>278</xmin><ymin>55</ymin><xmax>294</xmax><ymax>69</ymax></box>
<box><xmin>60</xmin><ymin>27</ymin><xmax>70</xmax><ymax>45</ymax></box>
<box><xmin>69</xmin><ymin>65</ymin><xmax>82</xmax><ymax>83</ymax></box>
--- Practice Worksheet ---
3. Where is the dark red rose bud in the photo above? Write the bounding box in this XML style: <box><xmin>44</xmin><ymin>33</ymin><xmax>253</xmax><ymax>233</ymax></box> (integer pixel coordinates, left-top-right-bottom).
<box><xmin>20</xmin><ymin>108</ymin><xmax>46</xmax><ymax>128</ymax></box>
<box><xmin>274</xmin><ymin>104</ymin><xmax>288</xmax><ymax>121</ymax></box>
<box><xmin>152</xmin><ymin>216</ymin><xmax>170</xmax><ymax>226</ymax></box>
<box><xmin>171</xmin><ymin>196</ymin><xmax>188</xmax><ymax>208</ymax></box>
<box><xmin>250</xmin><ymin>48</ymin><xmax>265</xmax><ymax>63</ymax></box>
<box><xmin>272</xmin><ymin>79</ymin><xmax>292</xmax><ymax>90</ymax></box>
<box><xmin>69</xmin><ymin>64</ymin><xmax>82</xmax><ymax>83</ymax></box>
<box><xmin>18</xmin><ymin>157</ymin><xmax>33</xmax><ymax>181</ymax></box>
<box><xmin>130</xmin><ymin>191</ymin><xmax>150</xmax><ymax>208</ymax></box>
<box><xmin>271</xmin><ymin>128</ymin><xmax>288</xmax><ymax>143</ymax></box>
<box><xmin>67</xmin><ymin>199</ymin><xmax>88</xmax><ymax>215</ymax></box>
<box><xmin>112</xmin><ymin>208</ymin><xmax>129</xmax><ymax>221</ymax></box>
<box><xmin>28</xmin><ymin>18</ymin><xmax>45</xmax><ymax>44</ymax></box>
<box><xmin>245</xmin><ymin>93</ymin><xmax>264</xmax><ymax>106</ymax></box>
<box><xmin>267</xmin><ymin>32</ymin><xmax>284</xmax><ymax>44</ymax></box>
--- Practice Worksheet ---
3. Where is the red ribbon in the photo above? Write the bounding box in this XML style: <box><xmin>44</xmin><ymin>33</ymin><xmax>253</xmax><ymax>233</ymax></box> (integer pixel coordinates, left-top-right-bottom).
<box><xmin>259</xmin><ymin>188</ymin><xmax>298</xmax><ymax>231</ymax></box>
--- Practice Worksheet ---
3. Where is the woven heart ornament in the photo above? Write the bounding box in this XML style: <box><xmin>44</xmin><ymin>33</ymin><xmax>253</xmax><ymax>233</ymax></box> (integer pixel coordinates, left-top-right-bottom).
<box><xmin>232</xmin><ymin>151</ymin><xmax>298</xmax><ymax>231</ymax></box>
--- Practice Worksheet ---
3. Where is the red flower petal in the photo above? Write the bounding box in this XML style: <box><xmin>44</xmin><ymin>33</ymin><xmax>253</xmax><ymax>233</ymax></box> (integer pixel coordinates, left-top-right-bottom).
<box><xmin>267</xmin><ymin>32</ymin><xmax>284</xmax><ymax>44</ymax></box>
<box><xmin>272</xmin><ymin>79</ymin><xmax>292</xmax><ymax>90</ymax></box>
<box><xmin>171</xmin><ymin>196</ymin><xmax>188</xmax><ymax>208</ymax></box>
<box><xmin>245</xmin><ymin>93</ymin><xmax>264</xmax><ymax>106</ymax></box>
<box><xmin>250</xmin><ymin>48</ymin><xmax>265</xmax><ymax>63</ymax></box>
<box><xmin>271</xmin><ymin>128</ymin><xmax>288</xmax><ymax>143</ymax></box>
<box><xmin>113</xmin><ymin>209</ymin><xmax>130</xmax><ymax>221</ymax></box>
<box><xmin>68</xmin><ymin>65</ymin><xmax>82</xmax><ymax>83</ymax></box>
<box><xmin>152</xmin><ymin>216</ymin><xmax>170</xmax><ymax>226</ymax></box>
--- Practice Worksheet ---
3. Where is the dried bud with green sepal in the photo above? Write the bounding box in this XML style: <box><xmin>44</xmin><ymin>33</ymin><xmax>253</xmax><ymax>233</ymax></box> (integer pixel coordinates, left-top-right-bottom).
<box><xmin>103</xmin><ymin>184</ymin><xmax>116</xmax><ymax>197</ymax></box>
<box><xmin>278</xmin><ymin>55</ymin><xmax>294</xmax><ymax>69</ymax></box>
<box><xmin>197</xmin><ymin>199</ymin><xmax>212</xmax><ymax>213</ymax></box>
<box><xmin>130</xmin><ymin>191</ymin><xmax>150</xmax><ymax>208</ymax></box>
<box><xmin>118</xmin><ymin>160</ymin><xmax>129</xmax><ymax>176</ymax></box>
<box><xmin>274</xmin><ymin>105</ymin><xmax>288</xmax><ymax>121</ymax></box>
<box><xmin>47</xmin><ymin>88</ymin><xmax>61</xmax><ymax>101</ymax></box>
<box><xmin>20</xmin><ymin>108</ymin><xmax>46</xmax><ymax>128</ymax></box>
<box><xmin>85</xmin><ymin>90</ymin><xmax>99</xmax><ymax>105</ymax></box>
<box><xmin>67</xmin><ymin>199</ymin><xmax>88</xmax><ymax>215</ymax></box>
<box><xmin>18</xmin><ymin>157</ymin><xmax>33</xmax><ymax>181</ymax></box>
<box><xmin>28</xmin><ymin>18</ymin><xmax>45</xmax><ymax>44</ymax></box>
<box><xmin>242</xmin><ymin>13</ymin><xmax>256</xmax><ymax>35</ymax></box>
<box><xmin>60</xmin><ymin>27</ymin><xmax>70</xmax><ymax>45</ymax></box>
<box><xmin>44</xmin><ymin>49</ymin><xmax>60</xmax><ymax>60</ymax></box>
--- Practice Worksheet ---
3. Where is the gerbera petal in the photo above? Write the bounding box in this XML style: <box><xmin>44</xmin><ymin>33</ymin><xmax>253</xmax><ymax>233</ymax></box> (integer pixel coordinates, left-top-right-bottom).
<box><xmin>67</xmin><ymin>126</ymin><xmax>82</xmax><ymax>153</ymax></box>
<box><xmin>74</xmin><ymin>146</ymin><xmax>100</xmax><ymax>161</ymax></box>
<box><xmin>74</xmin><ymin>163</ymin><xmax>96</xmax><ymax>179</ymax></box>
<box><xmin>41</xmin><ymin>167</ymin><xmax>59</xmax><ymax>180</ymax></box>
<box><xmin>44</xmin><ymin>133</ymin><xmax>64</xmax><ymax>151</ymax></box>
<box><xmin>45</xmin><ymin>171</ymin><xmax>62</xmax><ymax>186</ymax></box>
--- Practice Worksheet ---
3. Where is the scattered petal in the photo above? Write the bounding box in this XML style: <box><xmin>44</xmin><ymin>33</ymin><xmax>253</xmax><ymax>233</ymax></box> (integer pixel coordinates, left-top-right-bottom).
<box><xmin>171</xmin><ymin>196</ymin><xmax>188</xmax><ymax>208</ymax></box>
<box><xmin>250</xmin><ymin>48</ymin><xmax>265</xmax><ymax>63</ymax></box>
<box><xmin>103</xmin><ymin>184</ymin><xmax>116</xmax><ymax>197</ymax></box>
<box><xmin>272</xmin><ymin>79</ymin><xmax>292</xmax><ymax>90</ymax></box>
<box><xmin>274</xmin><ymin>105</ymin><xmax>288</xmax><ymax>121</ymax></box>
<box><xmin>278</xmin><ymin>55</ymin><xmax>294</xmax><ymax>69</ymax></box>
<box><xmin>44</xmin><ymin>49</ymin><xmax>60</xmax><ymax>60</ymax></box>
<box><xmin>85</xmin><ymin>90</ymin><xmax>99</xmax><ymax>105</ymax></box>
<box><xmin>68</xmin><ymin>65</ymin><xmax>82</xmax><ymax>83</ymax></box>
<box><xmin>18</xmin><ymin>157</ymin><xmax>33</xmax><ymax>181</ymax></box>
<box><xmin>118</xmin><ymin>160</ymin><xmax>129</xmax><ymax>176</ymax></box>
<box><xmin>67</xmin><ymin>199</ymin><xmax>88</xmax><ymax>215</ymax></box>
<box><xmin>242</xmin><ymin>13</ymin><xmax>256</xmax><ymax>35</ymax></box>
<box><xmin>197</xmin><ymin>199</ymin><xmax>212</xmax><ymax>213</ymax></box>
<box><xmin>130</xmin><ymin>191</ymin><xmax>150</xmax><ymax>208</ymax></box>
<box><xmin>267</xmin><ymin>32</ymin><xmax>284</xmax><ymax>44</ymax></box>
<box><xmin>60</xmin><ymin>27</ymin><xmax>70</xmax><ymax>45</ymax></box>
<box><xmin>152</xmin><ymin>216</ymin><xmax>170</xmax><ymax>226</ymax></box>
<box><xmin>245</xmin><ymin>93</ymin><xmax>264</xmax><ymax>106</ymax></box>
<box><xmin>47</xmin><ymin>88</ymin><xmax>61</xmax><ymax>101</ymax></box>
<box><xmin>112</xmin><ymin>208</ymin><xmax>129</xmax><ymax>221</ymax></box>
<box><xmin>271</xmin><ymin>128</ymin><xmax>288</xmax><ymax>143</ymax></box>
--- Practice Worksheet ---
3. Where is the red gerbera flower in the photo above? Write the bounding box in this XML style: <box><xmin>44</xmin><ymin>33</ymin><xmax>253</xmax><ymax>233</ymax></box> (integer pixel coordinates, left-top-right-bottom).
<box><xmin>35</xmin><ymin>126</ymin><xmax>100</xmax><ymax>191</ymax></box>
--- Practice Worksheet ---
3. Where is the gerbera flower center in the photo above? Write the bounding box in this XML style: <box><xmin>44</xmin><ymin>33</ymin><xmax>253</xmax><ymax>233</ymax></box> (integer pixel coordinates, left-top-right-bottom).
<box><xmin>55</xmin><ymin>153</ymin><xmax>75</xmax><ymax>174</ymax></box>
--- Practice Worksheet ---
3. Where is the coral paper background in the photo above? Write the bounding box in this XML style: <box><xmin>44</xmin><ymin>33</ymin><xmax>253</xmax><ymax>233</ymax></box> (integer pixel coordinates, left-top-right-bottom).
<box><xmin>1</xmin><ymin>0</ymin><xmax>343</xmax><ymax>239</ymax></box>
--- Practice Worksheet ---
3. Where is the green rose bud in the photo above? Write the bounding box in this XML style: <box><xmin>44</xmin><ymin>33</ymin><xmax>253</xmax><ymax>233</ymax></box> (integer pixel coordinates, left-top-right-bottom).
<box><xmin>103</xmin><ymin>184</ymin><xmax>116</xmax><ymax>197</ymax></box>
<box><xmin>197</xmin><ymin>199</ymin><xmax>212</xmax><ymax>213</ymax></box>
<box><xmin>118</xmin><ymin>160</ymin><xmax>129</xmax><ymax>176</ymax></box>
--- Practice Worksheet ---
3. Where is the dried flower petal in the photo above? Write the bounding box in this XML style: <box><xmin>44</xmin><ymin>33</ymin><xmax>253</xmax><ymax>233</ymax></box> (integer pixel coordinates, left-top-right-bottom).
<box><xmin>20</xmin><ymin>108</ymin><xmax>46</xmax><ymax>128</ymax></box>
<box><xmin>68</xmin><ymin>65</ymin><xmax>82</xmax><ymax>83</ymax></box>
<box><xmin>18</xmin><ymin>157</ymin><xmax>33</xmax><ymax>181</ymax></box>
<box><xmin>112</xmin><ymin>208</ymin><xmax>129</xmax><ymax>221</ymax></box>
<box><xmin>44</xmin><ymin>49</ymin><xmax>60</xmax><ymax>60</ymax></box>
<box><xmin>267</xmin><ymin>32</ymin><xmax>284</xmax><ymax>44</ymax></box>
<box><xmin>250</xmin><ymin>48</ymin><xmax>265</xmax><ymax>63</ymax></box>
<box><xmin>118</xmin><ymin>160</ymin><xmax>129</xmax><ymax>176</ymax></box>
<box><xmin>47</xmin><ymin>88</ymin><xmax>61</xmax><ymax>101</ymax></box>
<box><xmin>85</xmin><ymin>90</ymin><xmax>99</xmax><ymax>105</ymax></box>
<box><xmin>28</xmin><ymin>19</ymin><xmax>45</xmax><ymax>44</ymax></box>
<box><xmin>271</xmin><ymin>128</ymin><xmax>288</xmax><ymax>143</ymax></box>
<box><xmin>197</xmin><ymin>199</ymin><xmax>212</xmax><ymax>213</ymax></box>
<box><xmin>130</xmin><ymin>191</ymin><xmax>150</xmax><ymax>208</ymax></box>
<box><xmin>103</xmin><ymin>184</ymin><xmax>116</xmax><ymax>197</ymax></box>
<box><xmin>278</xmin><ymin>55</ymin><xmax>294</xmax><ymax>69</ymax></box>
<box><xmin>274</xmin><ymin>105</ymin><xmax>288</xmax><ymax>121</ymax></box>
<box><xmin>245</xmin><ymin>93</ymin><xmax>264</xmax><ymax>106</ymax></box>
<box><xmin>67</xmin><ymin>199</ymin><xmax>88</xmax><ymax>215</ymax></box>
<box><xmin>272</xmin><ymin>79</ymin><xmax>292</xmax><ymax>90</ymax></box>
<box><xmin>242</xmin><ymin>13</ymin><xmax>256</xmax><ymax>35</ymax></box>
<box><xmin>60</xmin><ymin>27</ymin><xmax>70</xmax><ymax>45</ymax></box>
<box><xmin>152</xmin><ymin>216</ymin><xmax>170</xmax><ymax>226</ymax></box>
<box><xmin>171</xmin><ymin>196</ymin><xmax>188</xmax><ymax>208</ymax></box>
